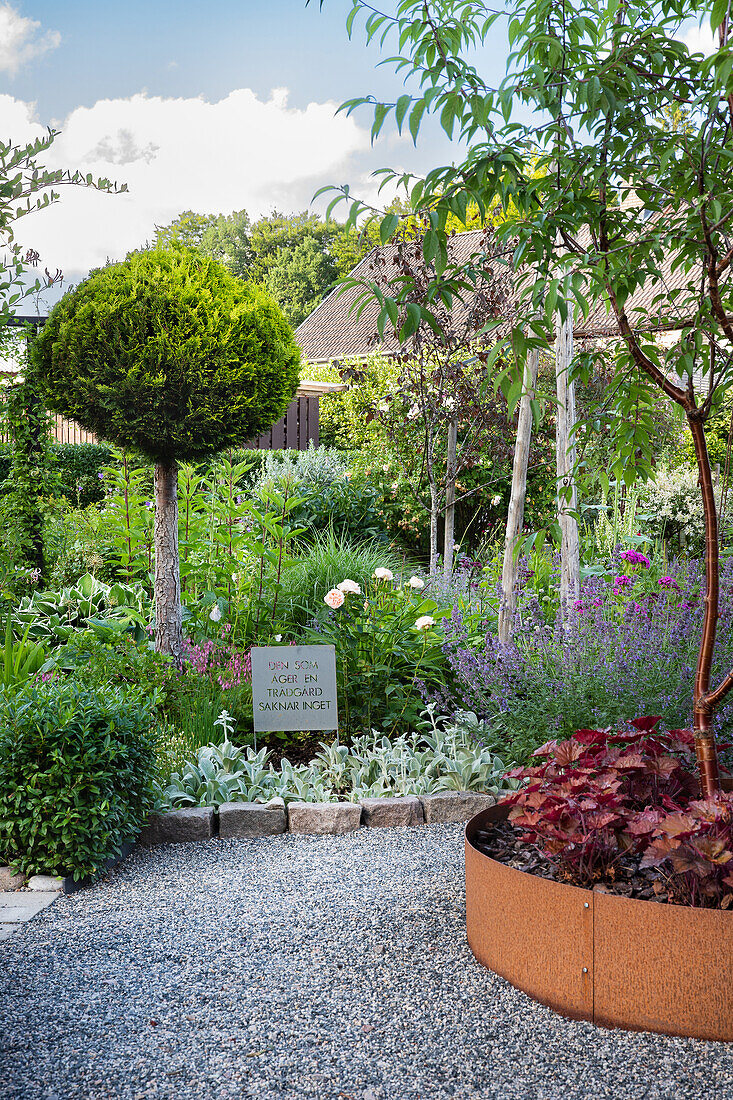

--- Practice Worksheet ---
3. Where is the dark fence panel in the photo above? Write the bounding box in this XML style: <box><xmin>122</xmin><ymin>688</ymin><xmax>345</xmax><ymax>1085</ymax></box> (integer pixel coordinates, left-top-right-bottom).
<box><xmin>246</xmin><ymin>396</ymin><xmax>320</xmax><ymax>451</ymax></box>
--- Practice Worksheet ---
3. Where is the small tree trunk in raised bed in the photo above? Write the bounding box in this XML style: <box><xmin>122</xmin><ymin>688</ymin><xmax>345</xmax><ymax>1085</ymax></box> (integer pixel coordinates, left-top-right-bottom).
<box><xmin>555</xmin><ymin>311</ymin><xmax>580</xmax><ymax>623</ymax></box>
<box><xmin>499</xmin><ymin>349</ymin><xmax>540</xmax><ymax>644</ymax></box>
<box><xmin>154</xmin><ymin>460</ymin><xmax>183</xmax><ymax>662</ymax></box>
<box><xmin>688</xmin><ymin>412</ymin><xmax>722</xmax><ymax>797</ymax></box>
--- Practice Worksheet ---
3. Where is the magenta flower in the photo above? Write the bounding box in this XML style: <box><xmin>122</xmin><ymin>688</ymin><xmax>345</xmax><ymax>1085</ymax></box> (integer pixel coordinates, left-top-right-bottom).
<box><xmin>658</xmin><ymin>575</ymin><xmax>681</xmax><ymax>591</ymax></box>
<box><xmin>620</xmin><ymin>549</ymin><xmax>651</xmax><ymax>568</ymax></box>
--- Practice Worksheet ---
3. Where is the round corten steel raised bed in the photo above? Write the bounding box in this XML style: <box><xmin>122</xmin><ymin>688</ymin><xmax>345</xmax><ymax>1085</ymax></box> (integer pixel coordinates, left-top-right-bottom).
<box><xmin>465</xmin><ymin>803</ymin><xmax>733</xmax><ymax>1042</ymax></box>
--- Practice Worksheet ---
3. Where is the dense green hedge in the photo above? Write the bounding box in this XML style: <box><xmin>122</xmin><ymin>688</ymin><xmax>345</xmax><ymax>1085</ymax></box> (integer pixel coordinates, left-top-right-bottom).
<box><xmin>0</xmin><ymin>681</ymin><xmax>157</xmax><ymax>881</ymax></box>
<box><xmin>0</xmin><ymin>442</ymin><xmax>114</xmax><ymax>506</ymax></box>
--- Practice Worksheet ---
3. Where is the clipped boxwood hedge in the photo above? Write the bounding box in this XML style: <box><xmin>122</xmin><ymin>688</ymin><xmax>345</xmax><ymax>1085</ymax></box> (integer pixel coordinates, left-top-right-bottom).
<box><xmin>0</xmin><ymin>681</ymin><xmax>157</xmax><ymax>881</ymax></box>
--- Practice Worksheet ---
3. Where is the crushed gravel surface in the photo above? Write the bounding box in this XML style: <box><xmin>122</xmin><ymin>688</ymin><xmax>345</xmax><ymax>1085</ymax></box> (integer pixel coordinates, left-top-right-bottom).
<box><xmin>1</xmin><ymin>824</ymin><xmax>732</xmax><ymax>1100</ymax></box>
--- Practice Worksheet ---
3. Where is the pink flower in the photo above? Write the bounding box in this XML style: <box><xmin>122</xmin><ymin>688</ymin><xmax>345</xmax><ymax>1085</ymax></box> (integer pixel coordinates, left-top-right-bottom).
<box><xmin>658</xmin><ymin>576</ymin><xmax>680</xmax><ymax>591</ymax></box>
<box><xmin>620</xmin><ymin>549</ymin><xmax>650</xmax><ymax>568</ymax></box>
<box><xmin>324</xmin><ymin>588</ymin><xmax>345</xmax><ymax>609</ymax></box>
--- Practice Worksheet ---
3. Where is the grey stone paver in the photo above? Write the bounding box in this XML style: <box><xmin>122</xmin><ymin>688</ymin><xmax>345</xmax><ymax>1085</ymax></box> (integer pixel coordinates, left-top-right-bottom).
<box><xmin>0</xmin><ymin>924</ymin><xmax>17</xmax><ymax>941</ymax></box>
<box><xmin>0</xmin><ymin>890</ymin><xmax>60</xmax><ymax>923</ymax></box>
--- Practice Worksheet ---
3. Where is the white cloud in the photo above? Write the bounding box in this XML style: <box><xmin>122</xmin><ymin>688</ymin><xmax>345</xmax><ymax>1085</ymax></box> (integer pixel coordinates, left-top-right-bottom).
<box><xmin>682</xmin><ymin>22</ymin><xmax>716</xmax><ymax>56</ymax></box>
<box><xmin>0</xmin><ymin>2</ymin><xmax>60</xmax><ymax>76</ymax></box>
<box><xmin>4</xmin><ymin>86</ymin><xmax>382</xmax><ymax>276</ymax></box>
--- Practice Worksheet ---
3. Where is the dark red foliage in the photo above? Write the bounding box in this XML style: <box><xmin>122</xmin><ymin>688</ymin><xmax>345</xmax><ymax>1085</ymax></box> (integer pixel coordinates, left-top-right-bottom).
<box><xmin>503</xmin><ymin>719</ymin><xmax>733</xmax><ymax>907</ymax></box>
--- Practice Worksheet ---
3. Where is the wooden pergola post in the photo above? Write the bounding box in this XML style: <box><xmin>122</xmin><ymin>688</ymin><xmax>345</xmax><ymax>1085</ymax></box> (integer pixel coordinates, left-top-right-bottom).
<box><xmin>555</xmin><ymin>308</ymin><xmax>580</xmax><ymax>621</ymax></box>
<box><xmin>443</xmin><ymin>416</ymin><xmax>459</xmax><ymax>582</ymax></box>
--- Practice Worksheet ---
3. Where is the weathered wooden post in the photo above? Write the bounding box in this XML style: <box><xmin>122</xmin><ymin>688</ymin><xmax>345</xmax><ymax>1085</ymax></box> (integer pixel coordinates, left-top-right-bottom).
<box><xmin>498</xmin><ymin>348</ymin><xmax>540</xmax><ymax>644</ymax></box>
<box><xmin>443</xmin><ymin>416</ymin><xmax>459</xmax><ymax>582</ymax></box>
<box><xmin>555</xmin><ymin>307</ymin><xmax>580</xmax><ymax>621</ymax></box>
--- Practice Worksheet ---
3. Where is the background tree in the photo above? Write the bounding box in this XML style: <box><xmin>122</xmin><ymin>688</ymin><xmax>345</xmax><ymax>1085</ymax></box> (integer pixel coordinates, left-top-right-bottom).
<box><xmin>30</xmin><ymin>247</ymin><xmax>300</xmax><ymax>659</ymax></box>
<box><xmin>318</xmin><ymin>0</ymin><xmax>733</xmax><ymax>797</ymax></box>
<box><xmin>343</xmin><ymin>221</ymin><xmax>513</xmax><ymax>576</ymax></box>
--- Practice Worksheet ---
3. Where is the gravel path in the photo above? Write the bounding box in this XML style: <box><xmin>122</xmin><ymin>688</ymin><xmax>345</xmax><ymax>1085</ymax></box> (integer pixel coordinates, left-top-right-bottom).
<box><xmin>1</xmin><ymin>824</ymin><xmax>732</xmax><ymax>1100</ymax></box>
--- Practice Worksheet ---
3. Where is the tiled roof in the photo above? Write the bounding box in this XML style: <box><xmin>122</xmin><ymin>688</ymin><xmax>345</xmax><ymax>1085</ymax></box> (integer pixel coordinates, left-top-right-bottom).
<box><xmin>295</xmin><ymin>228</ymin><xmax>699</xmax><ymax>361</ymax></box>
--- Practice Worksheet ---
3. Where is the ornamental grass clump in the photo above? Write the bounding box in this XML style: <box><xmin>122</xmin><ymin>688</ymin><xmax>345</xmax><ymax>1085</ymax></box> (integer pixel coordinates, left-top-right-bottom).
<box><xmin>503</xmin><ymin>718</ymin><xmax>733</xmax><ymax>908</ymax></box>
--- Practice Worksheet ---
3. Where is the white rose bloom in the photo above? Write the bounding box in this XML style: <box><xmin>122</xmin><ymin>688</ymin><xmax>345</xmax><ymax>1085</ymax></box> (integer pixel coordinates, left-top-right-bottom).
<box><xmin>373</xmin><ymin>567</ymin><xmax>394</xmax><ymax>581</ymax></box>
<box><xmin>408</xmin><ymin>576</ymin><xmax>425</xmax><ymax>589</ymax></box>
<box><xmin>337</xmin><ymin>579</ymin><xmax>362</xmax><ymax>595</ymax></box>
<box><xmin>414</xmin><ymin>615</ymin><xmax>435</xmax><ymax>631</ymax></box>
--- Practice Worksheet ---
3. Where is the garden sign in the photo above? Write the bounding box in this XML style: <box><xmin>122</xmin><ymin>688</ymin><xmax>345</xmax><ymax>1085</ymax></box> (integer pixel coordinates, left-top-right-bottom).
<box><xmin>250</xmin><ymin>645</ymin><xmax>338</xmax><ymax>732</ymax></box>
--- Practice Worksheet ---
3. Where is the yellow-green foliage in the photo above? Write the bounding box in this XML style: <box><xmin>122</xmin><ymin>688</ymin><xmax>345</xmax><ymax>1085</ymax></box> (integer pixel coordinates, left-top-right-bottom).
<box><xmin>31</xmin><ymin>247</ymin><xmax>300</xmax><ymax>464</ymax></box>
<box><xmin>303</xmin><ymin>354</ymin><xmax>401</xmax><ymax>451</ymax></box>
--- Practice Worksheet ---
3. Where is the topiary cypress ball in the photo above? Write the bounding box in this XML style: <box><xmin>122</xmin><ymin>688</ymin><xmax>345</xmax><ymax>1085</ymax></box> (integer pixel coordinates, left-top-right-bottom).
<box><xmin>30</xmin><ymin>247</ymin><xmax>301</xmax><ymax>464</ymax></box>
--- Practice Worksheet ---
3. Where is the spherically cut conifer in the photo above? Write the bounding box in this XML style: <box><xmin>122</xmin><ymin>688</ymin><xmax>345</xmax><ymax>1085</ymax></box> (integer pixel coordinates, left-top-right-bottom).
<box><xmin>31</xmin><ymin>246</ymin><xmax>300</xmax><ymax>659</ymax></box>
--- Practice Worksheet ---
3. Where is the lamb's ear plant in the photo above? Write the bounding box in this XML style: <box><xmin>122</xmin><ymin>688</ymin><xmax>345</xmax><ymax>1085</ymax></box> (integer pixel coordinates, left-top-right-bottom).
<box><xmin>157</xmin><ymin>708</ymin><xmax>512</xmax><ymax>809</ymax></box>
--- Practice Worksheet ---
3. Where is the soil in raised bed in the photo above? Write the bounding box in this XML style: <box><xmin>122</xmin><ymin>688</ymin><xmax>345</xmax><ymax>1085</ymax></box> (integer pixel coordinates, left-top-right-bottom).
<box><xmin>473</xmin><ymin>819</ymin><xmax>692</xmax><ymax>906</ymax></box>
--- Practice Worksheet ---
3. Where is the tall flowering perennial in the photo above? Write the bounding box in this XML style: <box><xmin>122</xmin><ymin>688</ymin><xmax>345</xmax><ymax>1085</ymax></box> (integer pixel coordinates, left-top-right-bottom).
<box><xmin>182</xmin><ymin>638</ymin><xmax>252</xmax><ymax>690</ymax></box>
<box><xmin>440</xmin><ymin>557</ymin><xmax>733</xmax><ymax>762</ymax></box>
<box><xmin>309</xmin><ymin>571</ymin><xmax>449</xmax><ymax>735</ymax></box>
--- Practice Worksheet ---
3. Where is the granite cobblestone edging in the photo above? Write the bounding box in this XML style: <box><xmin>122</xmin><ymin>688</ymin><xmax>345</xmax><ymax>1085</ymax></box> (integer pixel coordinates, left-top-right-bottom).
<box><xmin>138</xmin><ymin>791</ymin><xmax>497</xmax><ymax>845</ymax></box>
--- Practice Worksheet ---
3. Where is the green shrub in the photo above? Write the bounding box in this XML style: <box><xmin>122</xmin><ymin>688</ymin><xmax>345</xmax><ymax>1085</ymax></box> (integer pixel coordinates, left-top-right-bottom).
<box><xmin>52</xmin><ymin>443</ymin><xmax>114</xmax><ymax>506</ymax></box>
<box><xmin>0</xmin><ymin>681</ymin><xmax>157</xmax><ymax>880</ymax></box>
<box><xmin>31</xmin><ymin>247</ymin><xmax>301</xmax><ymax>464</ymax></box>
<box><xmin>253</xmin><ymin>446</ymin><xmax>391</xmax><ymax>544</ymax></box>
<box><xmin>55</xmin><ymin>631</ymin><xmax>175</xmax><ymax>718</ymax></box>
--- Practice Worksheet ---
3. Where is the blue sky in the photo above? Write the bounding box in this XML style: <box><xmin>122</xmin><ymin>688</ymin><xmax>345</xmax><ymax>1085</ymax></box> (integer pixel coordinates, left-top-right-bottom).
<box><xmin>10</xmin><ymin>0</ymin><xmax>452</xmax><ymax>122</ymax></box>
<box><xmin>0</xmin><ymin>0</ymin><xmax>513</xmax><ymax>291</ymax></box>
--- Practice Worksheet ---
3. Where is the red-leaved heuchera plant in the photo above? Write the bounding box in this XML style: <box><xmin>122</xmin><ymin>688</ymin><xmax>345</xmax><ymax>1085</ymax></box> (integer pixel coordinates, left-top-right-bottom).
<box><xmin>503</xmin><ymin>718</ymin><xmax>733</xmax><ymax>908</ymax></box>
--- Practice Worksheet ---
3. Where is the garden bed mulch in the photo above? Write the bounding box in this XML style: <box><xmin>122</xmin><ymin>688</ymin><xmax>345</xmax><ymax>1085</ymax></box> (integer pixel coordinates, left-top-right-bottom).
<box><xmin>473</xmin><ymin>820</ymin><xmax>690</xmax><ymax>906</ymax></box>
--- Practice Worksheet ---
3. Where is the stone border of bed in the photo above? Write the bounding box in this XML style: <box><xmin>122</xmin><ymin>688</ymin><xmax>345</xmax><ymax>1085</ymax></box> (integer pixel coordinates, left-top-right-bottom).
<box><xmin>138</xmin><ymin>791</ymin><xmax>497</xmax><ymax>845</ymax></box>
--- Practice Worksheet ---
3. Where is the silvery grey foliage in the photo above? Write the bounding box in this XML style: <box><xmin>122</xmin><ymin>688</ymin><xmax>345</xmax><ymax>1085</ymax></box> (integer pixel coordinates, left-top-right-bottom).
<box><xmin>159</xmin><ymin>709</ymin><xmax>514</xmax><ymax>809</ymax></box>
<box><xmin>255</xmin><ymin>443</ymin><xmax>350</xmax><ymax>494</ymax></box>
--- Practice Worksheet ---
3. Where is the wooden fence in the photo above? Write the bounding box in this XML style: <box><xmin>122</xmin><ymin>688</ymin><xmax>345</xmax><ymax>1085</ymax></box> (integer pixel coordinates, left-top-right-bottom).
<box><xmin>0</xmin><ymin>394</ymin><xmax>320</xmax><ymax>451</ymax></box>
<box><xmin>246</xmin><ymin>395</ymin><xmax>319</xmax><ymax>451</ymax></box>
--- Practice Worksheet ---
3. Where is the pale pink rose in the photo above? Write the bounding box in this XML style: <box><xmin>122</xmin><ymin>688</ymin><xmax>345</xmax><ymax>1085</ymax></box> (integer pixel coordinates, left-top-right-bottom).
<box><xmin>337</xmin><ymin>578</ymin><xmax>362</xmax><ymax>595</ymax></box>
<box><xmin>414</xmin><ymin>615</ymin><xmax>435</xmax><ymax>631</ymax></box>
<box><xmin>324</xmin><ymin>588</ymin><xmax>345</xmax><ymax>609</ymax></box>
<box><xmin>408</xmin><ymin>576</ymin><xmax>425</xmax><ymax>589</ymax></box>
<box><xmin>373</xmin><ymin>567</ymin><xmax>394</xmax><ymax>581</ymax></box>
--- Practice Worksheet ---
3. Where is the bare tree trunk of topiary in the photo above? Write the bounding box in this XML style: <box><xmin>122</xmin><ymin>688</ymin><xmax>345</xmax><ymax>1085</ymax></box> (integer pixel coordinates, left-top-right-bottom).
<box><xmin>154</xmin><ymin>461</ymin><xmax>183</xmax><ymax>662</ymax></box>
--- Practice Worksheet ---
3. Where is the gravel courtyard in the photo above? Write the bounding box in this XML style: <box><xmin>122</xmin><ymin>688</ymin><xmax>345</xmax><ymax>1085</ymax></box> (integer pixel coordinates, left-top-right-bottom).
<box><xmin>1</xmin><ymin>824</ymin><xmax>732</xmax><ymax>1100</ymax></box>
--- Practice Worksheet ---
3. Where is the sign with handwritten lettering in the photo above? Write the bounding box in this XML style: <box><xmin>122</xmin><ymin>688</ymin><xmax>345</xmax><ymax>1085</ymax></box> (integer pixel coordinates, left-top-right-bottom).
<box><xmin>250</xmin><ymin>645</ymin><xmax>338</xmax><ymax>732</ymax></box>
